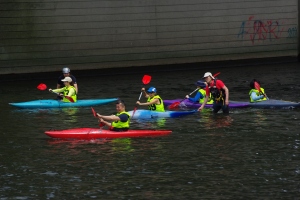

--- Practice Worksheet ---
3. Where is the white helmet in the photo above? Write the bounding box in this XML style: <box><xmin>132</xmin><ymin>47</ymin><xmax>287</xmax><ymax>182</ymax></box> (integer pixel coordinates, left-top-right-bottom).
<box><xmin>62</xmin><ymin>67</ymin><xmax>70</xmax><ymax>73</ymax></box>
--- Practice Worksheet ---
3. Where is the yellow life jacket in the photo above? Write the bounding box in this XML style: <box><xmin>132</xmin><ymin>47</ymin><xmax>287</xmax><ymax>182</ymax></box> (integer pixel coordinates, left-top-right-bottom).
<box><xmin>199</xmin><ymin>89</ymin><xmax>213</xmax><ymax>104</ymax></box>
<box><xmin>111</xmin><ymin>111</ymin><xmax>130</xmax><ymax>128</ymax></box>
<box><xmin>249</xmin><ymin>88</ymin><xmax>267</xmax><ymax>102</ymax></box>
<box><xmin>62</xmin><ymin>86</ymin><xmax>77</xmax><ymax>102</ymax></box>
<box><xmin>147</xmin><ymin>95</ymin><xmax>165</xmax><ymax>112</ymax></box>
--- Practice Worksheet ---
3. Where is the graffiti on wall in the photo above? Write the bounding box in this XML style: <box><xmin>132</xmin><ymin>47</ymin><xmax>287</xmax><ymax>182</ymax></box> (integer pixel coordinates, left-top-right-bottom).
<box><xmin>237</xmin><ymin>16</ymin><xmax>297</xmax><ymax>44</ymax></box>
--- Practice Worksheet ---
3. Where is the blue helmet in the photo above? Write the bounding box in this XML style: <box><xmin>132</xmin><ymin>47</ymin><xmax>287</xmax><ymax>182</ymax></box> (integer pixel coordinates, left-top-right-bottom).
<box><xmin>195</xmin><ymin>81</ymin><xmax>206</xmax><ymax>88</ymax></box>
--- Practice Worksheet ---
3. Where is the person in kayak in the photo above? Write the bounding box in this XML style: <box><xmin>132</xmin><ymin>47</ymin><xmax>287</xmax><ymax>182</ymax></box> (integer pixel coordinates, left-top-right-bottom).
<box><xmin>249</xmin><ymin>79</ymin><xmax>267</xmax><ymax>102</ymax></box>
<box><xmin>198</xmin><ymin>72</ymin><xmax>229</xmax><ymax>114</ymax></box>
<box><xmin>136</xmin><ymin>87</ymin><xmax>165</xmax><ymax>112</ymax></box>
<box><xmin>49</xmin><ymin>77</ymin><xmax>77</xmax><ymax>103</ymax></box>
<box><xmin>185</xmin><ymin>80</ymin><xmax>213</xmax><ymax>104</ymax></box>
<box><xmin>57</xmin><ymin>67</ymin><xmax>78</xmax><ymax>100</ymax></box>
<box><xmin>97</xmin><ymin>100</ymin><xmax>130</xmax><ymax>132</ymax></box>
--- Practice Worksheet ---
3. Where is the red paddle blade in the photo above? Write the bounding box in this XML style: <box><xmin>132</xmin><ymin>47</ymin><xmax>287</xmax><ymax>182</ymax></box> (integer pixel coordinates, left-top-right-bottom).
<box><xmin>91</xmin><ymin>107</ymin><xmax>97</xmax><ymax>117</ymax></box>
<box><xmin>168</xmin><ymin>102</ymin><xmax>180</xmax><ymax>109</ymax></box>
<box><xmin>213</xmin><ymin>72</ymin><xmax>220</xmax><ymax>77</ymax></box>
<box><xmin>142</xmin><ymin>75</ymin><xmax>151</xmax><ymax>85</ymax></box>
<box><xmin>37</xmin><ymin>83</ymin><xmax>47</xmax><ymax>90</ymax></box>
<box><xmin>131</xmin><ymin>107</ymin><xmax>138</xmax><ymax>118</ymax></box>
<box><xmin>254</xmin><ymin>81</ymin><xmax>262</xmax><ymax>92</ymax></box>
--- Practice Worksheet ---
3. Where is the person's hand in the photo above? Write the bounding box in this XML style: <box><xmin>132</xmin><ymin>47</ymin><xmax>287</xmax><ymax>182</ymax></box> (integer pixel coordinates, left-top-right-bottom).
<box><xmin>198</xmin><ymin>105</ymin><xmax>204</xmax><ymax>112</ymax></box>
<box><xmin>263</xmin><ymin>93</ymin><xmax>267</xmax><ymax>98</ymax></box>
<box><xmin>97</xmin><ymin>113</ymin><xmax>102</xmax><ymax>118</ymax></box>
<box><xmin>225</xmin><ymin>100</ymin><xmax>229</xmax><ymax>106</ymax></box>
<box><xmin>99</xmin><ymin>118</ymin><xmax>104</xmax><ymax>123</ymax></box>
<box><xmin>185</xmin><ymin>95</ymin><xmax>189</xmax><ymax>99</ymax></box>
<box><xmin>136</xmin><ymin>101</ymin><xmax>141</xmax><ymax>105</ymax></box>
<box><xmin>141</xmin><ymin>88</ymin><xmax>145</xmax><ymax>91</ymax></box>
<box><xmin>49</xmin><ymin>89</ymin><xmax>52</xmax><ymax>92</ymax></box>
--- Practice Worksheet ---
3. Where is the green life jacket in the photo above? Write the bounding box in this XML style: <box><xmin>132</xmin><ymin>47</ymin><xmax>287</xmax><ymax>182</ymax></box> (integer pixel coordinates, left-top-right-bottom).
<box><xmin>199</xmin><ymin>89</ymin><xmax>213</xmax><ymax>104</ymax></box>
<box><xmin>249</xmin><ymin>88</ymin><xmax>267</xmax><ymax>102</ymax></box>
<box><xmin>147</xmin><ymin>95</ymin><xmax>165</xmax><ymax>112</ymax></box>
<box><xmin>111</xmin><ymin>111</ymin><xmax>130</xmax><ymax>129</ymax></box>
<box><xmin>62</xmin><ymin>86</ymin><xmax>77</xmax><ymax>102</ymax></box>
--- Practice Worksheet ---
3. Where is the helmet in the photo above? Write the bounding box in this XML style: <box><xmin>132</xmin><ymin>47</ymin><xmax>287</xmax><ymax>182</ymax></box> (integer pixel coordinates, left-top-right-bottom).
<box><xmin>62</xmin><ymin>67</ymin><xmax>70</xmax><ymax>73</ymax></box>
<box><xmin>195</xmin><ymin>80</ymin><xmax>206</xmax><ymax>88</ymax></box>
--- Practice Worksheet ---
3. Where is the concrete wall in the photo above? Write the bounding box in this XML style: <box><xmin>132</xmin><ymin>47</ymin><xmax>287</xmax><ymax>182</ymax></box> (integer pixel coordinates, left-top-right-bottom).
<box><xmin>0</xmin><ymin>0</ymin><xmax>298</xmax><ymax>74</ymax></box>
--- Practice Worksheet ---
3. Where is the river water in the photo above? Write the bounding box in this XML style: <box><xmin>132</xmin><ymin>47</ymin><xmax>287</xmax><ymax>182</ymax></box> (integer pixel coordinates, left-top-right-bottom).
<box><xmin>1</xmin><ymin>62</ymin><xmax>300</xmax><ymax>199</ymax></box>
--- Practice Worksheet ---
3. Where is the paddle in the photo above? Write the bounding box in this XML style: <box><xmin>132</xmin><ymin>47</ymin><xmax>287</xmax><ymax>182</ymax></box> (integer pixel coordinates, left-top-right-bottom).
<box><xmin>91</xmin><ymin>107</ymin><xmax>105</xmax><ymax>127</ymax></box>
<box><xmin>254</xmin><ymin>81</ymin><xmax>269</xmax><ymax>100</ymax></box>
<box><xmin>37</xmin><ymin>83</ymin><xmax>74</xmax><ymax>103</ymax></box>
<box><xmin>168</xmin><ymin>72</ymin><xmax>221</xmax><ymax>109</ymax></box>
<box><xmin>131</xmin><ymin>75</ymin><xmax>152</xmax><ymax>118</ymax></box>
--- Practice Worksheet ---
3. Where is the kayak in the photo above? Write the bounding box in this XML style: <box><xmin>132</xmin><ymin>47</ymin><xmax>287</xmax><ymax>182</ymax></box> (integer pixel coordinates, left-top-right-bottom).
<box><xmin>128</xmin><ymin>109</ymin><xmax>196</xmax><ymax>119</ymax></box>
<box><xmin>164</xmin><ymin>99</ymin><xmax>249</xmax><ymax>109</ymax></box>
<box><xmin>9</xmin><ymin>98</ymin><xmax>118</xmax><ymax>109</ymax></box>
<box><xmin>231</xmin><ymin>99</ymin><xmax>300</xmax><ymax>109</ymax></box>
<box><xmin>45</xmin><ymin>128</ymin><xmax>172</xmax><ymax>139</ymax></box>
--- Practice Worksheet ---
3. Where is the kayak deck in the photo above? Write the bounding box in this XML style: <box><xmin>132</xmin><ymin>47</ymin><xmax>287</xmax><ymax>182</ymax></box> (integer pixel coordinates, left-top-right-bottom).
<box><xmin>128</xmin><ymin>109</ymin><xmax>196</xmax><ymax>119</ymax></box>
<box><xmin>9</xmin><ymin>98</ymin><xmax>118</xmax><ymax>109</ymax></box>
<box><xmin>45</xmin><ymin>128</ymin><xmax>172</xmax><ymax>139</ymax></box>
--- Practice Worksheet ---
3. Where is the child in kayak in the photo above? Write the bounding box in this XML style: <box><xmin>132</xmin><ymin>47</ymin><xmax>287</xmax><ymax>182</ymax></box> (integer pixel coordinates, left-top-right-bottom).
<box><xmin>57</xmin><ymin>67</ymin><xmax>78</xmax><ymax>100</ymax></box>
<box><xmin>136</xmin><ymin>87</ymin><xmax>165</xmax><ymax>112</ymax></box>
<box><xmin>186</xmin><ymin>80</ymin><xmax>213</xmax><ymax>104</ymax></box>
<box><xmin>249</xmin><ymin>79</ymin><xmax>268</xmax><ymax>102</ymax></box>
<box><xmin>49</xmin><ymin>77</ymin><xmax>77</xmax><ymax>103</ymax></box>
<box><xmin>97</xmin><ymin>100</ymin><xmax>130</xmax><ymax>132</ymax></box>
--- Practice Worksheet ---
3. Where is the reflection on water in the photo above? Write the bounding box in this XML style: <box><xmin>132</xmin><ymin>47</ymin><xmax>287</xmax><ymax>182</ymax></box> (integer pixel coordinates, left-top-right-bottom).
<box><xmin>199</xmin><ymin>112</ymin><xmax>233</xmax><ymax>130</ymax></box>
<box><xmin>1</xmin><ymin>62</ymin><xmax>300</xmax><ymax>199</ymax></box>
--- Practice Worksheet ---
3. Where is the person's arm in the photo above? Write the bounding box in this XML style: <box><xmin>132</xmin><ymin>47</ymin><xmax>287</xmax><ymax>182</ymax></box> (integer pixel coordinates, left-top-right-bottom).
<box><xmin>74</xmin><ymin>83</ymin><xmax>78</xmax><ymax>94</ymax></box>
<box><xmin>99</xmin><ymin>118</ymin><xmax>111</xmax><ymax>127</ymax></box>
<box><xmin>187</xmin><ymin>92</ymin><xmax>202</xmax><ymax>103</ymax></box>
<box><xmin>222</xmin><ymin>85</ymin><xmax>229</xmax><ymax>105</ymax></box>
<box><xmin>141</xmin><ymin>88</ymin><xmax>149</xmax><ymax>98</ymax></box>
<box><xmin>51</xmin><ymin>88</ymin><xmax>65</xmax><ymax>93</ymax></box>
<box><xmin>250</xmin><ymin>91</ymin><xmax>264</xmax><ymax>101</ymax></box>
<box><xmin>137</xmin><ymin>98</ymin><xmax>159</xmax><ymax>106</ymax></box>
<box><xmin>97</xmin><ymin>113</ymin><xmax>120</xmax><ymax>121</ymax></box>
<box><xmin>198</xmin><ymin>95</ymin><xmax>209</xmax><ymax>111</ymax></box>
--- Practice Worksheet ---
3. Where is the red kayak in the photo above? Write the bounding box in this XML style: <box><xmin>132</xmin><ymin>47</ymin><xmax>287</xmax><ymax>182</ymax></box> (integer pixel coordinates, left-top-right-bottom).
<box><xmin>45</xmin><ymin>128</ymin><xmax>172</xmax><ymax>139</ymax></box>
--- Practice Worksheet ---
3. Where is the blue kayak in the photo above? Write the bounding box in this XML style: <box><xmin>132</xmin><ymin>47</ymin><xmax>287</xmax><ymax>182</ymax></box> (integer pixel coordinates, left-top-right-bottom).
<box><xmin>128</xmin><ymin>109</ymin><xmax>197</xmax><ymax>119</ymax></box>
<box><xmin>231</xmin><ymin>99</ymin><xmax>300</xmax><ymax>109</ymax></box>
<box><xmin>9</xmin><ymin>98</ymin><xmax>118</xmax><ymax>109</ymax></box>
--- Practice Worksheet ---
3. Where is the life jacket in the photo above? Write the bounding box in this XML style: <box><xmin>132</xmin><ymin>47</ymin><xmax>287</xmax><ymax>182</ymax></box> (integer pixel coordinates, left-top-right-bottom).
<box><xmin>249</xmin><ymin>88</ymin><xmax>267</xmax><ymax>102</ymax></box>
<box><xmin>111</xmin><ymin>111</ymin><xmax>130</xmax><ymax>130</ymax></box>
<box><xmin>199</xmin><ymin>89</ymin><xmax>213</xmax><ymax>104</ymax></box>
<box><xmin>62</xmin><ymin>86</ymin><xmax>77</xmax><ymax>102</ymax></box>
<box><xmin>147</xmin><ymin>95</ymin><xmax>165</xmax><ymax>112</ymax></box>
<box><xmin>208</xmin><ymin>79</ymin><xmax>225</xmax><ymax>103</ymax></box>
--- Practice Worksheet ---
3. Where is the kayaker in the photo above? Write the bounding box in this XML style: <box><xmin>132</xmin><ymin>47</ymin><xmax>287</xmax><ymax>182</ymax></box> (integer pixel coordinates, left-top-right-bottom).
<box><xmin>49</xmin><ymin>77</ymin><xmax>77</xmax><ymax>103</ymax></box>
<box><xmin>198</xmin><ymin>72</ymin><xmax>229</xmax><ymax>114</ymax></box>
<box><xmin>136</xmin><ymin>87</ymin><xmax>165</xmax><ymax>112</ymax></box>
<box><xmin>57</xmin><ymin>67</ymin><xmax>78</xmax><ymax>99</ymax></box>
<box><xmin>97</xmin><ymin>100</ymin><xmax>130</xmax><ymax>132</ymax></box>
<box><xmin>249</xmin><ymin>79</ymin><xmax>267</xmax><ymax>102</ymax></box>
<box><xmin>185</xmin><ymin>80</ymin><xmax>213</xmax><ymax>104</ymax></box>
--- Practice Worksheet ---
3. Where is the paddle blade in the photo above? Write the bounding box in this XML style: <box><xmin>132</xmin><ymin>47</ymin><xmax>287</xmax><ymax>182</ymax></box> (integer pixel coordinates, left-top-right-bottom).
<box><xmin>142</xmin><ymin>75</ymin><xmax>151</xmax><ymax>85</ymax></box>
<box><xmin>37</xmin><ymin>83</ymin><xmax>47</xmax><ymax>90</ymax></box>
<box><xmin>99</xmin><ymin>122</ymin><xmax>105</xmax><ymax>127</ymax></box>
<box><xmin>91</xmin><ymin>107</ymin><xmax>97</xmax><ymax>117</ymax></box>
<box><xmin>254</xmin><ymin>81</ymin><xmax>262</xmax><ymax>92</ymax></box>
<box><xmin>213</xmin><ymin>72</ymin><xmax>220</xmax><ymax>77</ymax></box>
<box><xmin>131</xmin><ymin>106</ymin><xmax>138</xmax><ymax>119</ymax></box>
<box><xmin>168</xmin><ymin>102</ymin><xmax>180</xmax><ymax>109</ymax></box>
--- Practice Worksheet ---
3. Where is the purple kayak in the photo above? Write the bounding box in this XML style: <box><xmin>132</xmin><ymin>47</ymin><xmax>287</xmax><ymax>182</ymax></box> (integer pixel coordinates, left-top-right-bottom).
<box><xmin>164</xmin><ymin>99</ymin><xmax>249</xmax><ymax>109</ymax></box>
